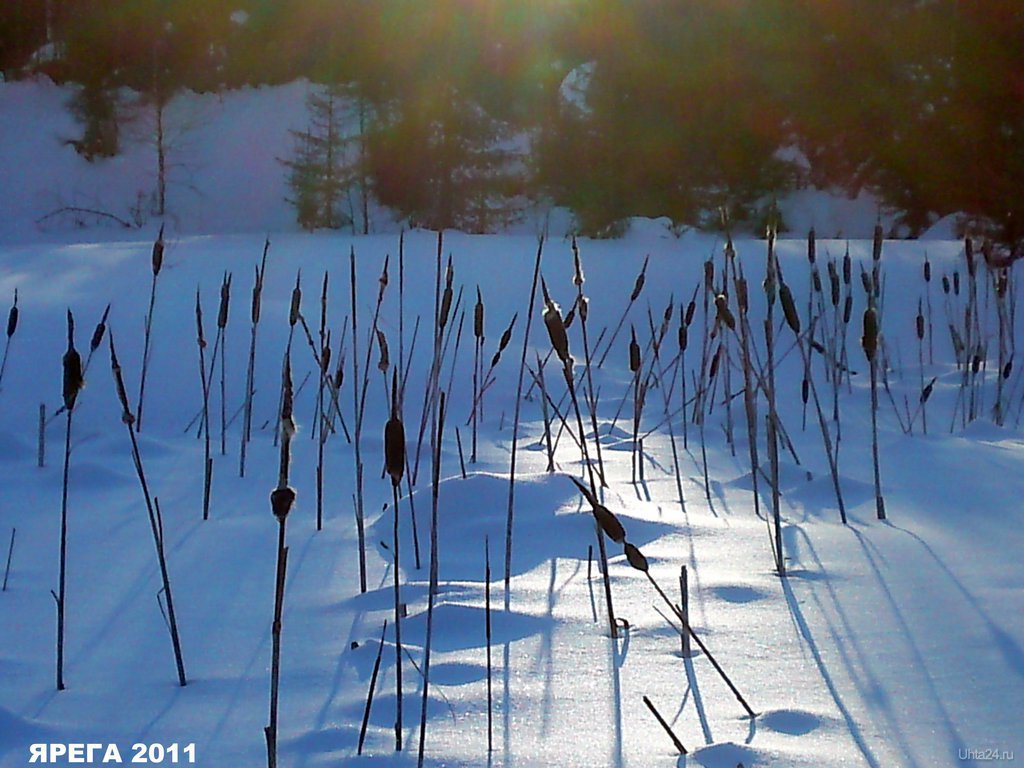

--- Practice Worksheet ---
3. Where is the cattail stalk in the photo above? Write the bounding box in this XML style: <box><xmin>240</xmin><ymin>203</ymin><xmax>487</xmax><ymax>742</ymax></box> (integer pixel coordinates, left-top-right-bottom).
<box><xmin>136</xmin><ymin>225</ymin><xmax>164</xmax><ymax>431</ymax></box>
<box><xmin>195</xmin><ymin>289</ymin><xmax>213</xmax><ymax>521</ymax></box>
<box><xmin>1</xmin><ymin>527</ymin><xmax>14</xmax><ymax>592</ymax></box>
<box><xmin>416</xmin><ymin>392</ymin><xmax>446</xmax><ymax>766</ymax></box>
<box><xmin>38</xmin><ymin>403</ymin><xmax>46</xmax><ymax>468</ymax></box>
<box><xmin>643</xmin><ymin>696</ymin><xmax>686</xmax><ymax>755</ymax></box>
<box><xmin>595</xmin><ymin>255</ymin><xmax>648</xmax><ymax>367</ymax></box>
<box><xmin>485</xmin><ymin>536</ymin><xmax>493</xmax><ymax>753</ymax></box>
<box><xmin>504</xmin><ymin>238</ymin><xmax>543</xmax><ymax>598</ymax></box>
<box><xmin>646</xmin><ymin>306</ymin><xmax>685</xmax><ymax>510</ymax></box>
<box><xmin>109</xmin><ymin>333</ymin><xmax>186</xmax><ymax>685</ymax></box>
<box><xmin>763</xmin><ymin>229</ymin><xmax>784</xmax><ymax>572</ymax></box>
<box><xmin>384</xmin><ymin>371</ymin><xmax>406</xmax><ymax>751</ymax></box>
<box><xmin>0</xmin><ymin>288</ymin><xmax>17</xmax><ymax>391</ymax></box>
<box><xmin>571</xmin><ymin>237</ymin><xmax>607</xmax><ymax>485</ymax></box>
<box><xmin>265</xmin><ymin>356</ymin><xmax>296</xmax><ymax>768</ymax></box>
<box><xmin>217</xmin><ymin>272</ymin><xmax>231</xmax><ymax>455</ymax></box>
<box><xmin>862</xmin><ymin>306</ymin><xmax>886</xmax><ymax>519</ymax></box>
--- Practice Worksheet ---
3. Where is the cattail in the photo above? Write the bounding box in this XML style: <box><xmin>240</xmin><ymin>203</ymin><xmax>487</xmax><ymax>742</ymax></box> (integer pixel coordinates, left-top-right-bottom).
<box><xmin>62</xmin><ymin>312</ymin><xmax>83</xmax><ymax>412</ymax></box>
<box><xmin>152</xmin><ymin>223</ymin><xmax>164</xmax><ymax>276</ymax></box>
<box><xmin>942</xmin><ymin>275</ymin><xmax>951</xmax><ymax>295</ymax></box>
<box><xmin>438</xmin><ymin>258</ymin><xmax>454</xmax><ymax>331</ymax></box>
<box><xmin>862</xmin><ymin>307</ymin><xmax>879</xmax><ymax>362</ymax></box>
<box><xmin>920</xmin><ymin>379</ymin><xmax>935</xmax><ymax>403</ymax></box>
<box><xmin>624</xmin><ymin>542</ymin><xmax>648</xmax><ymax>572</ymax></box>
<box><xmin>1003</xmin><ymin>361</ymin><xmax>1013</xmax><ymax>380</ymax></box>
<box><xmin>780</xmin><ymin>282</ymin><xmax>800</xmax><ymax>335</ymax></box>
<box><xmin>953</xmin><ymin>272</ymin><xmax>960</xmax><ymax>296</ymax></box>
<box><xmin>843</xmin><ymin>295</ymin><xmax>853</xmax><ymax>325</ymax></box>
<box><xmin>828</xmin><ymin>262</ymin><xmax>840</xmax><ymax>307</ymax></box>
<box><xmin>916</xmin><ymin>301</ymin><xmax>925</xmax><ymax>341</ymax></box>
<box><xmin>579</xmin><ymin>295</ymin><xmax>589</xmax><ymax>323</ymax></box>
<box><xmin>703</xmin><ymin>260</ymin><xmax>714</xmax><ymax>293</ymax></box>
<box><xmin>89</xmin><ymin>304</ymin><xmax>110</xmax><ymax>354</ymax></box>
<box><xmin>218</xmin><ymin>273</ymin><xmax>231</xmax><ymax>329</ymax></box>
<box><xmin>490</xmin><ymin>313</ymin><xmax>517</xmax><ymax>369</ymax></box>
<box><xmin>572</xmin><ymin>236</ymin><xmax>585</xmax><ymax>286</ymax></box>
<box><xmin>474</xmin><ymin>287</ymin><xmax>484</xmax><ymax>340</ymax></box>
<box><xmin>807</xmin><ymin>228</ymin><xmax>816</xmax><ymax>264</ymax></box>
<box><xmin>631</xmin><ymin>262</ymin><xmax>647</xmax><ymax>302</ymax></box>
<box><xmin>714</xmin><ymin>294</ymin><xmax>735</xmax><ymax>331</ymax></box>
<box><xmin>384</xmin><ymin>407</ymin><xmax>405</xmax><ymax>487</ymax></box>
<box><xmin>678</xmin><ymin>321</ymin><xmax>688</xmax><ymax>353</ymax></box>
<box><xmin>709</xmin><ymin>343</ymin><xmax>722</xmax><ymax>379</ymax></box>
<box><xmin>376</xmin><ymin>329</ymin><xmax>389</xmax><ymax>373</ymax></box>
<box><xmin>735</xmin><ymin>277</ymin><xmax>748</xmax><ymax>316</ymax></box>
<box><xmin>563</xmin><ymin>302</ymin><xmax>577</xmax><ymax>330</ymax></box>
<box><xmin>801</xmin><ymin>377</ymin><xmax>809</xmax><ymax>405</ymax></box>
<box><xmin>684</xmin><ymin>299</ymin><xmax>696</xmax><ymax>327</ymax></box>
<box><xmin>872</xmin><ymin>222</ymin><xmax>883</xmax><ymax>262</ymax></box>
<box><xmin>570</xmin><ymin>477</ymin><xmax>625</xmax><ymax>543</ymax></box>
<box><xmin>629</xmin><ymin>327</ymin><xmax>641</xmax><ymax>372</ymax></box>
<box><xmin>6</xmin><ymin>291</ymin><xmax>17</xmax><ymax>338</ymax></box>
<box><xmin>812</xmin><ymin>268</ymin><xmax>822</xmax><ymax>295</ymax></box>
<box><xmin>289</xmin><ymin>272</ymin><xmax>301</xmax><ymax>327</ymax></box>
<box><xmin>924</xmin><ymin>258</ymin><xmax>932</xmax><ymax>283</ymax></box>
<box><xmin>843</xmin><ymin>248</ymin><xmax>852</xmax><ymax>286</ymax></box>
<box><xmin>861</xmin><ymin>270</ymin><xmax>873</xmax><ymax>296</ymax></box>
<box><xmin>965</xmin><ymin>238</ymin><xmax>976</xmax><ymax>278</ymax></box>
<box><xmin>251</xmin><ymin>264</ymin><xmax>263</xmax><ymax>324</ymax></box>
<box><xmin>543</xmin><ymin>299</ymin><xmax>570</xmax><ymax>367</ymax></box>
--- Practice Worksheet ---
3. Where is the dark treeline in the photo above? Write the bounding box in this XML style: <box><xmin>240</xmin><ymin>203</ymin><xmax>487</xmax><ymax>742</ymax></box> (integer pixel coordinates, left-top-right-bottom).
<box><xmin>1</xmin><ymin>1</ymin><xmax>1022</xmax><ymax>240</ymax></box>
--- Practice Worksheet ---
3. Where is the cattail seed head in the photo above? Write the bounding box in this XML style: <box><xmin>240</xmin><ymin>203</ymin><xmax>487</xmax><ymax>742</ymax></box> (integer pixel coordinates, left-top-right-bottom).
<box><xmin>271</xmin><ymin>486</ymin><xmax>296</xmax><ymax>521</ymax></box>
<box><xmin>544</xmin><ymin>300</ymin><xmax>571</xmax><ymax>366</ymax></box>
<box><xmin>801</xmin><ymin>377</ymin><xmax>809</xmax><ymax>404</ymax></box>
<box><xmin>714</xmin><ymin>294</ymin><xmax>735</xmax><ymax>331</ymax></box>
<box><xmin>812</xmin><ymin>268</ymin><xmax>822</xmax><ymax>295</ymax></box>
<box><xmin>1003</xmin><ymin>361</ymin><xmax>1013</xmax><ymax>380</ymax></box>
<box><xmin>861</xmin><ymin>307</ymin><xmax>879</xmax><ymax>362</ymax></box>
<box><xmin>6</xmin><ymin>290</ymin><xmax>17</xmax><ymax>339</ymax></box>
<box><xmin>474</xmin><ymin>287</ymin><xmax>484</xmax><ymax>340</ymax></box>
<box><xmin>90</xmin><ymin>303</ymin><xmax>110</xmax><ymax>353</ymax></box>
<box><xmin>572</xmin><ymin>236</ymin><xmax>585</xmax><ymax>286</ymax></box>
<box><xmin>321</xmin><ymin>342</ymin><xmax>332</xmax><ymax>374</ymax></box>
<box><xmin>579</xmin><ymin>295</ymin><xmax>589</xmax><ymax>323</ymax></box>
<box><xmin>594</xmin><ymin>502</ymin><xmax>626</xmax><ymax>544</ymax></box>
<box><xmin>218</xmin><ymin>273</ymin><xmax>231</xmax><ymax>329</ymax></box>
<box><xmin>916</xmin><ymin>300</ymin><xmax>925</xmax><ymax>340</ymax></box>
<box><xmin>924</xmin><ymin>258</ymin><xmax>932</xmax><ymax>283</ymax></box>
<box><xmin>920</xmin><ymin>379</ymin><xmax>935</xmax><ymax>403</ymax></box>
<box><xmin>872</xmin><ymin>223</ymin><xmax>883</xmax><ymax>262</ymax></box>
<box><xmin>624</xmin><ymin>541</ymin><xmax>649</xmax><ymax>572</ymax></box>
<box><xmin>808</xmin><ymin>228</ymin><xmax>816</xmax><ymax>264</ymax></box>
<box><xmin>678</xmin><ymin>322</ymin><xmax>688</xmax><ymax>353</ymax></box>
<box><xmin>843</xmin><ymin>294</ymin><xmax>853</xmax><ymax>325</ymax></box>
<box><xmin>861</xmin><ymin>270</ymin><xmax>873</xmax><ymax>296</ymax></box>
<box><xmin>384</xmin><ymin>416</ymin><xmax>406</xmax><ymax>487</ymax></box>
<box><xmin>942</xmin><ymin>275</ymin><xmax>951</xmax><ymax>295</ymax></box>
<box><xmin>843</xmin><ymin>249</ymin><xmax>852</xmax><ymax>285</ymax></box>
<box><xmin>151</xmin><ymin>224</ymin><xmax>164</xmax><ymax>276</ymax></box>
<box><xmin>62</xmin><ymin>311</ymin><xmax>83</xmax><ymax>411</ymax></box>
<box><xmin>376</xmin><ymin>329</ymin><xmax>389</xmax><ymax>372</ymax></box>
<box><xmin>953</xmin><ymin>272</ymin><xmax>960</xmax><ymax>296</ymax></box>
<box><xmin>563</xmin><ymin>303</ymin><xmax>577</xmax><ymax>330</ymax></box>
<box><xmin>251</xmin><ymin>265</ymin><xmax>263</xmax><ymax>325</ymax></box>
<box><xmin>629</xmin><ymin>327</ymin><xmax>641</xmax><ymax>372</ymax></box>
<box><xmin>109</xmin><ymin>335</ymin><xmax>134</xmax><ymax>424</ymax></box>
<box><xmin>735</xmin><ymin>278</ymin><xmax>749</xmax><ymax>316</ymax></box>
<box><xmin>631</xmin><ymin>260</ymin><xmax>647</xmax><ymax>302</ymax></box>
<box><xmin>709</xmin><ymin>343</ymin><xmax>722</xmax><ymax>379</ymax></box>
<box><xmin>780</xmin><ymin>282</ymin><xmax>800</xmax><ymax>335</ymax></box>
<box><xmin>289</xmin><ymin>272</ymin><xmax>301</xmax><ymax>327</ymax></box>
<box><xmin>965</xmin><ymin>238</ymin><xmax>976</xmax><ymax>278</ymax></box>
<box><xmin>703</xmin><ymin>260</ymin><xmax>714</xmax><ymax>293</ymax></box>
<box><xmin>194</xmin><ymin>289</ymin><xmax>206</xmax><ymax>348</ymax></box>
<box><xmin>684</xmin><ymin>299</ymin><xmax>696</xmax><ymax>327</ymax></box>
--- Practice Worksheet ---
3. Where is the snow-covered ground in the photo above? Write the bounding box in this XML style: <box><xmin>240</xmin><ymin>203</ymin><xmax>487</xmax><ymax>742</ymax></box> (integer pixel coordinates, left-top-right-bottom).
<box><xmin>0</xmin><ymin>78</ymin><xmax>1022</xmax><ymax>768</ymax></box>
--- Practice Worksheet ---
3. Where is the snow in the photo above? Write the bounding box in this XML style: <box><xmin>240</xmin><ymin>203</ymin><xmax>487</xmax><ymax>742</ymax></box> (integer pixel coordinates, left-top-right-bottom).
<box><xmin>0</xmin><ymin>79</ymin><xmax>1022</xmax><ymax>768</ymax></box>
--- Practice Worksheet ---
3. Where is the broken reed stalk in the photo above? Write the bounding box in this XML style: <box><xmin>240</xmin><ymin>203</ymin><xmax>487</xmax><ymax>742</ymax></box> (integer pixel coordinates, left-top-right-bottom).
<box><xmin>417</xmin><ymin>391</ymin><xmax>446</xmax><ymax>767</ymax></box>
<box><xmin>862</xmin><ymin>305</ymin><xmax>886</xmax><ymax>519</ymax></box>
<box><xmin>384</xmin><ymin>371</ymin><xmax>407</xmax><ymax>752</ymax></box>
<box><xmin>729</xmin><ymin>258</ymin><xmax>763</xmax><ymax>532</ymax></box>
<box><xmin>358</xmin><ymin>620</ymin><xmax>389</xmax><ymax>755</ymax></box>
<box><xmin>350</xmin><ymin>247</ymin><xmax>368</xmax><ymax>593</ymax></box>
<box><xmin>485</xmin><ymin>536</ymin><xmax>493</xmax><ymax>754</ymax></box>
<box><xmin>217</xmin><ymin>272</ymin><xmax>231</xmax><ymax>456</ymax></box>
<box><xmin>136</xmin><ymin>224</ymin><xmax>164</xmax><ymax>431</ymax></box>
<box><xmin>595</xmin><ymin>254</ymin><xmax>648</xmax><ymax>367</ymax></box>
<box><xmin>195</xmin><ymin>289</ymin><xmax>213</xmax><ymax>521</ymax></box>
<box><xmin>630</xmin><ymin>326</ymin><xmax>642</xmax><ymax>484</ymax></box>
<box><xmin>55</xmin><ymin>310</ymin><xmax>82</xmax><ymax>690</ymax></box>
<box><xmin>275</xmin><ymin>271</ymin><xmax>302</xmax><ymax>447</ymax></box>
<box><xmin>0</xmin><ymin>289</ymin><xmax>17</xmax><ymax>392</ymax></box>
<box><xmin>265</xmin><ymin>355</ymin><xmax>296</xmax><ymax>768</ymax></box>
<box><xmin>643</xmin><ymin>696</ymin><xmax>687</xmax><ymax>755</ymax></box>
<box><xmin>2</xmin><ymin>527</ymin><xmax>15</xmax><ymax>591</ymax></box>
<box><xmin>504</xmin><ymin>238</ymin><xmax>544</xmax><ymax>598</ymax></box>
<box><xmin>240</xmin><ymin>239</ymin><xmax>269</xmax><ymax>478</ymax></box>
<box><xmin>109</xmin><ymin>332</ymin><xmax>187</xmax><ymax>685</ymax></box>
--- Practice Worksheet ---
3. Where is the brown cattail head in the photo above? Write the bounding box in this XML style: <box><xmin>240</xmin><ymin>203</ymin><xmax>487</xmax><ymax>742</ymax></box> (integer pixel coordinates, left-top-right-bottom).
<box><xmin>251</xmin><ymin>264</ymin><xmax>263</xmax><ymax>325</ymax></box>
<box><xmin>703</xmin><ymin>260</ymin><xmax>715</xmax><ymax>294</ymax></box>
<box><xmin>194</xmin><ymin>288</ymin><xmax>206</xmax><ymax>348</ymax></box>
<box><xmin>623</xmin><ymin>541</ymin><xmax>649</xmax><ymax>572</ymax></box>
<box><xmin>62</xmin><ymin>310</ymin><xmax>83</xmax><ymax>411</ymax></box>
<box><xmin>152</xmin><ymin>224</ymin><xmax>165</xmax><ymax>276</ymax></box>
<box><xmin>684</xmin><ymin>298</ymin><xmax>696</xmax><ymax>327</ymax></box>
<box><xmin>333</xmin><ymin>353</ymin><xmax>344</xmax><ymax>390</ymax></box>
<box><xmin>1003</xmin><ymin>360</ymin><xmax>1013</xmax><ymax>380</ymax></box>
<box><xmin>438</xmin><ymin>284</ymin><xmax>453</xmax><ymax>332</ymax></box>
<box><xmin>321</xmin><ymin>338</ymin><xmax>332</xmax><ymax>374</ymax></box>
<box><xmin>568</xmin><ymin>476</ymin><xmax>626</xmax><ymax>544</ymax></box>
<box><xmin>714</xmin><ymin>294</ymin><xmax>735</xmax><ymax>331</ymax></box>
<box><xmin>491</xmin><ymin>313</ymin><xmax>517</xmax><ymax>368</ymax></box>
<box><xmin>384</xmin><ymin>388</ymin><xmax>405</xmax><ymax>488</ymax></box>
<box><xmin>5</xmin><ymin>289</ymin><xmax>17</xmax><ymax>339</ymax></box>
<box><xmin>270</xmin><ymin>486</ymin><xmax>296</xmax><ymax>521</ymax></box>
<box><xmin>924</xmin><ymin>258</ymin><xmax>932</xmax><ymax>283</ymax></box>
<box><xmin>579</xmin><ymin>295</ymin><xmax>589</xmax><ymax>323</ymax></box>
<box><xmin>218</xmin><ymin>272</ymin><xmax>231</xmax><ymax>329</ymax></box>
<box><xmin>474</xmin><ymin>286</ymin><xmax>484</xmax><ymax>340</ymax></box>
<box><xmin>660</xmin><ymin>300</ymin><xmax>674</xmax><ymax>340</ymax></box>
<box><xmin>280</xmin><ymin>356</ymin><xmax>295</xmax><ymax>441</ymax></box>
<box><xmin>678</xmin><ymin>321</ymin><xmax>688</xmax><ymax>353</ymax></box>
<box><xmin>563</xmin><ymin>300</ymin><xmax>577</xmax><ymax>330</ymax></box>
<box><xmin>379</xmin><ymin>256</ymin><xmax>389</xmax><ymax>295</ymax></box>
<box><xmin>862</xmin><ymin>307</ymin><xmax>879</xmax><ymax>362</ymax></box>
<box><xmin>872</xmin><ymin>222</ymin><xmax>883</xmax><ymax>262</ymax></box>
<box><xmin>808</xmin><ymin>228</ymin><xmax>816</xmax><ymax>264</ymax></box>
<box><xmin>90</xmin><ymin>303</ymin><xmax>110</xmax><ymax>353</ymax></box>
<box><xmin>811</xmin><ymin>268</ymin><xmax>822</xmax><ymax>295</ymax></box>
<box><xmin>942</xmin><ymin>274</ymin><xmax>951</xmax><ymax>295</ymax></box>
<box><xmin>376</xmin><ymin>329</ymin><xmax>389</xmax><ymax>372</ymax></box>
<box><xmin>735</xmin><ymin>277</ymin><xmax>749</xmax><ymax>316</ymax></box>
<box><xmin>828</xmin><ymin>261</ymin><xmax>840</xmax><ymax>306</ymax></box>
<box><xmin>108</xmin><ymin>333</ymin><xmax>134</xmax><ymax>424</ymax></box>
<box><xmin>860</xmin><ymin>269</ymin><xmax>873</xmax><ymax>296</ymax></box>
<box><xmin>920</xmin><ymin>378</ymin><xmax>935</xmax><ymax>404</ymax></box>
<box><xmin>631</xmin><ymin>256</ymin><xmax>648</xmax><ymax>302</ymax></box>
<box><xmin>629</xmin><ymin>326</ymin><xmax>641</xmax><ymax>372</ymax></box>
<box><xmin>801</xmin><ymin>377</ymin><xmax>809</xmax><ymax>404</ymax></box>
<box><xmin>843</xmin><ymin>249</ymin><xmax>852</xmax><ymax>285</ymax></box>
<box><xmin>916</xmin><ymin>300</ymin><xmax>925</xmax><ymax>340</ymax></box>
<box><xmin>709</xmin><ymin>343</ymin><xmax>722</xmax><ymax>379</ymax></box>
<box><xmin>843</xmin><ymin>294</ymin><xmax>853</xmax><ymax>325</ymax></box>
<box><xmin>289</xmin><ymin>271</ymin><xmax>302</xmax><ymax>327</ymax></box>
<box><xmin>572</xmin><ymin>236</ymin><xmax>585</xmax><ymax>287</ymax></box>
<box><xmin>965</xmin><ymin>238</ymin><xmax>976</xmax><ymax>278</ymax></box>
<box><xmin>543</xmin><ymin>295</ymin><xmax>571</xmax><ymax>366</ymax></box>
<box><xmin>780</xmin><ymin>281</ymin><xmax>800</xmax><ymax>335</ymax></box>
<box><xmin>953</xmin><ymin>271</ymin><xmax>960</xmax><ymax>296</ymax></box>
